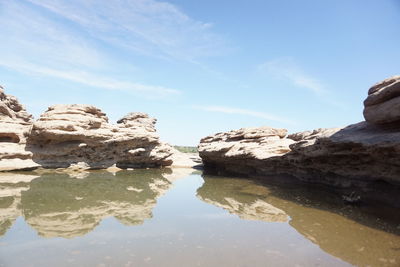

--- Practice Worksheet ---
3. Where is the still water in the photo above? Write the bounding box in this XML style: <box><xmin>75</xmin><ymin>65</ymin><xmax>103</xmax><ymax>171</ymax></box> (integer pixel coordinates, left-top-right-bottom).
<box><xmin>0</xmin><ymin>169</ymin><xmax>399</xmax><ymax>267</ymax></box>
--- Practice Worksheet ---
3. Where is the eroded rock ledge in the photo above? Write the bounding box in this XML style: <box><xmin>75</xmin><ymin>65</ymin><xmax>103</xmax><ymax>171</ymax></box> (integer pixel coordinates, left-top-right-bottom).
<box><xmin>0</xmin><ymin>87</ymin><xmax>198</xmax><ymax>171</ymax></box>
<box><xmin>199</xmin><ymin>76</ymin><xmax>400</xmax><ymax>206</ymax></box>
<box><xmin>0</xmin><ymin>86</ymin><xmax>39</xmax><ymax>171</ymax></box>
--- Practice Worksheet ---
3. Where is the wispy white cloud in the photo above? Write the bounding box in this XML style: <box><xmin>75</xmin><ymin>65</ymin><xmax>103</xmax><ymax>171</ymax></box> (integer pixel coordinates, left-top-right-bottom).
<box><xmin>0</xmin><ymin>1</ymin><xmax>105</xmax><ymax>70</ymax></box>
<box><xmin>0</xmin><ymin>60</ymin><xmax>180</xmax><ymax>97</ymax></box>
<box><xmin>26</xmin><ymin>0</ymin><xmax>226</xmax><ymax>61</ymax></box>
<box><xmin>0</xmin><ymin>0</ymin><xmax>188</xmax><ymax>98</ymax></box>
<box><xmin>193</xmin><ymin>105</ymin><xmax>295</xmax><ymax>125</ymax></box>
<box><xmin>258</xmin><ymin>58</ymin><xmax>326</xmax><ymax>95</ymax></box>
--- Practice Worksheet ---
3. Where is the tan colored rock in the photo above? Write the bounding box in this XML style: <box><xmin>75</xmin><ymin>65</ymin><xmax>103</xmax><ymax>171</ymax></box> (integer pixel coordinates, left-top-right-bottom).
<box><xmin>363</xmin><ymin>75</ymin><xmax>400</xmax><ymax>124</ymax></box>
<box><xmin>199</xmin><ymin>77</ymin><xmax>400</xmax><ymax>202</ymax></box>
<box><xmin>117</xmin><ymin>112</ymin><xmax>157</xmax><ymax>132</ymax></box>
<box><xmin>199</xmin><ymin>122</ymin><xmax>400</xmax><ymax>201</ymax></box>
<box><xmin>166</xmin><ymin>147</ymin><xmax>202</xmax><ymax>168</ymax></box>
<box><xmin>27</xmin><ymin>104</ymin><xmax>175</xmax><ymax>169</ymax></box>
<box><xmin>0</xmin><ymin>86</ymin><xmax>39</xmax><ymax>171</ymax></box>
<box><xmin>285</xmin><ymin>122</ymin><xmax>400</xmax><ymax>186</ymax></box>
<box><xmin>199</xmin><ymin>127</ymin><xmax>292</xmax><ymax>159</ymax></box>
<box><xmin>0</xmin><ymin>87</ymin><xmax>198</xmax><ymax>172</ymax></box>
<box><xmin>198</xmin><ymin>127</ymin><xmax>294</xmax><ymax>176</ymax></box>
<box><xmin>0</xmin><ymin>86</ymin><xmax>33</xmax><ymax>123</ymax></box>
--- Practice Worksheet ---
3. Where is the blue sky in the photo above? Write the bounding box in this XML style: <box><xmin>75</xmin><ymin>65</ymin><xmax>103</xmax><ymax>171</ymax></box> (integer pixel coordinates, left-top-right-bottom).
<box><xmin>1</xmin><ymin>0</ymin><xmax>399</xmax><ymax>145</ymax></box>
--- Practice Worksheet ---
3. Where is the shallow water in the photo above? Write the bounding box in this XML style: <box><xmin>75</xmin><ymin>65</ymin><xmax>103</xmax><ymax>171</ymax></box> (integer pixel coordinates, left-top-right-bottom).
<box><xmin>0</xmin><ymin>169</ymin><xmax>399</xmax><ymax>267</ymax></box>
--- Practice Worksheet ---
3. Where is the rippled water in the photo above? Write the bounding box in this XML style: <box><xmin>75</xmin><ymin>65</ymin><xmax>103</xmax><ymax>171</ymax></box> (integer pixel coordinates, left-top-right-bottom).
<box><xmin>0</xmin><ymin>169</ymin><xmax>399</xmax><ymax>267</ymax></box>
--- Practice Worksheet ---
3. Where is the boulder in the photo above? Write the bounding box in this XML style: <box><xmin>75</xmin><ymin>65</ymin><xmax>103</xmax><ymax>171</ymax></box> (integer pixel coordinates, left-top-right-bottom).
<box><xmin>285</xmin><ymin>122</ymin><xmax>400</xmax><ymax>187</ymax></box>
<box><xmin>0</xmin><ymin>86</ymin><xmax>198</xmax><ymax>171</ymax></box>
<box><xmin>199</xmin><ymin>127</ymin><xmax>292</xmax><ymax>160</ymax></box>
<box><xmin>199</xmin><ymin>76</ymin><xmax>400</xmax><ymax>202</ymax></box>
<box><xmin>165</xmin><ymin>147</ymin><xmax>202</xmax><ymax>168</ymax></box>
<box><xmin>0</xmin><ymin>86</ymin><xmax>39</xmax><ymax>171</ymax></box>
<box><xmin>363</xmin><ymin>75</ymin><xmax>400</xmax><ymax>124</ymax></box>
<box><xmin>117</xmin><ymin>112</ymin><xmax>157</xmax><ymax>132</ymax></box>
<box><xmin>199</xmin><ymin>122</ymin><xmax>400</xmax><ymax>192</ymax></box>
<box><xmin>27</xmin><ymin>104</ymin><xmax>174</xmax><ymax>169</ymax></box>
<box><xmin>198</xmin><ymin>127</ymin><xmax>295</xmax><ymax>176</ymax></box>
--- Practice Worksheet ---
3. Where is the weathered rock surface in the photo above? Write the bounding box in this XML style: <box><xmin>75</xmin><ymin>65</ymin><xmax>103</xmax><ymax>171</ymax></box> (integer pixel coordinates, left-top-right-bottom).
<box><xmin>199</xmin><ymin>123</ymin><xmax>400</xmax><ymax>190</ymax></box>
<box><xmin>199</xmin><ymin>127</ymin><xmax>296</xmax><ymax>177</ymax></box>
<box><xmin>117</xmin><ymin>112</ymin><xmax>157</xmax><ymax>132</ymax></box>
<box><xmin>363</xmin><ymin>75</ymin><xmax>400</xmax><ymax>124</ymax></box>
<box><xmin>167</xmin><ymin>148</ymin><xmax>202</xmax><ymax>168</ymax></box>
<box><xmin>199</xmin><ymin>127</ymin><xmax>294</xmax><ymax>175</ymax></box>
<box><xmin>285</xmin><ymin>122</ymin><xmax>400</xmax><ymax>186</ymax></box>
<box><xmin>0</xmin><ymin>86</ymin><xmax>39</xmax><ymax>171</ymax></box>
<box><xmin>27</xmin><ymin>104</ymin><xmax>175</xmax><ymax>169</ymax></box>
<box><xmin>199</xmin><ymin>76</ymin><xmax>400</xmax><ymax>206</ymax></box>
<box><xmin>0</xmin><ymin>86</ymin><xmax>198</xmax><ymax>171</ymax></box>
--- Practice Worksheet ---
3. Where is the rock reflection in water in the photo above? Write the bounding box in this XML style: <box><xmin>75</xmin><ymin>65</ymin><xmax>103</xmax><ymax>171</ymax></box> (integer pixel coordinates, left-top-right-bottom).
<box><xmin>197</xmin><ymin>178</ymin><xmax>288</xmax><ymax>223</ymax></box>
<box><xmin>197</xmin><ymin>175</ymin><xmax>400</xmax><ymax>267</ymax></box>
<box><xmin>0</xmin><ymin>173</ymin><xmax>39</xmax><ymax>236</ymax></box>
<box><xmin>0</xmin><ymin>169</ymin><xmax>185</xmax><ymax>238</ymax></box>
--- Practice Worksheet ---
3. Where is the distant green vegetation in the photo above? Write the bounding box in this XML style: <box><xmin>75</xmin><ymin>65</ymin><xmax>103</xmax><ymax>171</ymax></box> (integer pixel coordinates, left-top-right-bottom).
<box><xmin>174</xmin><ymin>146</ymin><xmax>198</xmax><ymax>153</ymax></box>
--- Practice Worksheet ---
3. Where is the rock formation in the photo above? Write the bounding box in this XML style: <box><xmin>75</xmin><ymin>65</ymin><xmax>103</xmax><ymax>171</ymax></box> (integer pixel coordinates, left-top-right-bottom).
<box><xmin>199</xmin><ymin>76</ymin><xmax>400</xmax><ymax>206</ymax></box>
<box><xmin>0</xmin><ymin>86</ymin><xmax>199</xmax><ymax>171</ymax></box>
<box><xmin>27</xmin><ymin>104</ymin><xmax>174</xmax><ymax>169</ymax></box>
<box><xmin>0</xmin><ymin>86</ymin><xmax>39</xmax><ymax>171</ymax></box>
<box><xmin>199</xmin><ymin>127</ymin><xmax>295</xmax><ymax>176</ymax></box>
<box><xmin>284</xmin><ymin>122</ymin><xmax>400</xmax><ymax>187</ymax></box>
<box><xmin>363</xmin><ymin>75</ymin><xmax>400</xmax><ymax>124</ymax></box>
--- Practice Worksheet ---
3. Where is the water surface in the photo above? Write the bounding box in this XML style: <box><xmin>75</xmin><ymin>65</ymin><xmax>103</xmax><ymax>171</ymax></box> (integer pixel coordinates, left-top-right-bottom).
<box><xmin>0</xmin><ymin>169</ymin><xmax>399</xmax><ymax>266</ymax></box>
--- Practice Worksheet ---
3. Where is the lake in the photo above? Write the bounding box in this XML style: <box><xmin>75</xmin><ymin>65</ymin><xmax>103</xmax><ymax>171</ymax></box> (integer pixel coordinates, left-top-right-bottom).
<box><xmin>0</xmin><ymin>169</ymin><xmax>399</xmax><ymax>267</ymax></box>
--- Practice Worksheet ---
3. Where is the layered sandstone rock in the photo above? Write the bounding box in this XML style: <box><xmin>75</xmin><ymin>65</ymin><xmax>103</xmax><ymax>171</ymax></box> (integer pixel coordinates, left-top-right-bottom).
<box><xmin>199</xmin><ymin>76</ymin><xmax>400</xmax><ymax>204</ymax></box>
<box><xmin>166</xmin><ymin>147</ymin><xmax>202</xmax><ymax>168</ymax></box>
<box><xmin>199</xmin><ymin>123</ymin><xmax>400</xmax><ymax>188</ymax></box>
<box><xmin>199</xmin><ymin>127</ymin><xmax>294</xmax><ymax>175</ymax></box>
<box><xmin>0</xmin><ymin>86</ymin><xmax>199</xmax><ymax>171</ymax></box>
<box><xmin>0</xmin><ymin>86</ymin><xmax>39</xmax><ymax>171</ymax></box>
<box><xmin>285</xmin><ymin>122</ymin><xmax>400</xmax><ymax>186</ymax></box>
<box><xmin>363</xmin><ymin>75</ymin><xmax>400</xmax><ymax>124</ymax></box>
<box><xmin>26</xmin><ymin>104</ymin><xmax>175</xmax><ymax>169</ymax></box>
<box><xmin>117</xmin><ymin>112</ymin><xmax>157</xmax><ymax>132</ymax></box>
